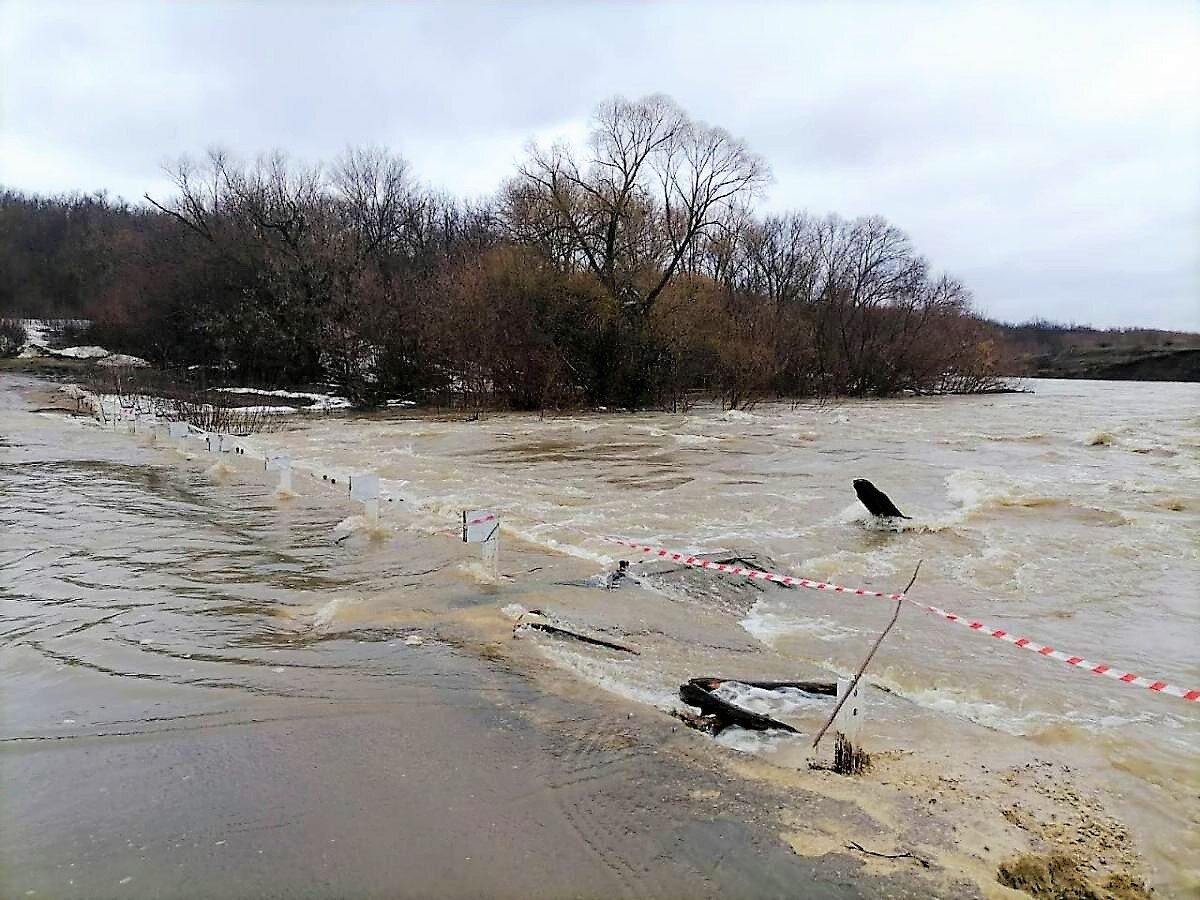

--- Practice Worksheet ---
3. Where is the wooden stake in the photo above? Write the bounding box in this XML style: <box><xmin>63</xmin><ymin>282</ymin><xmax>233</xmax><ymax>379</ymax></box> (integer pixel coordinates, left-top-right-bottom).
<box><xmin>812</xmin><ymin>560</ymin><xmax>922</xmax><ymax>753</ymax></box>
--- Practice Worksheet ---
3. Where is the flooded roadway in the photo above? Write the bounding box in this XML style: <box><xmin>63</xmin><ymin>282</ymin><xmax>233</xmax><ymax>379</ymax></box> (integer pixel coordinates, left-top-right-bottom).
<box><xmin>2</xmin><ymin>373</ymin><xmax>1197</xmax><ymax>896</ymax></box>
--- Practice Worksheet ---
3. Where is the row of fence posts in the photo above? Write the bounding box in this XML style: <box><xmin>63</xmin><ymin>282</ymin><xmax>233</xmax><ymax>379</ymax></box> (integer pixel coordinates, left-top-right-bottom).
<box><xmin>148</xmin><ymin>420</ymin><xmax>501</xmax><ymax>584</ymax></box>
<box><xmin>132</xmin><ymin>412</ymin><xmax>862</xmax><ymax>758</ymax></box>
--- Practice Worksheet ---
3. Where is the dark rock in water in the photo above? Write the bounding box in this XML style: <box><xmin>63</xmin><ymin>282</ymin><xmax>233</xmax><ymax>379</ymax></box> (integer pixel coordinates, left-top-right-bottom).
<box><xmin>853</xmin><ymin>479</ymin><xmax>910</xmax><ymax>519</ymax></box>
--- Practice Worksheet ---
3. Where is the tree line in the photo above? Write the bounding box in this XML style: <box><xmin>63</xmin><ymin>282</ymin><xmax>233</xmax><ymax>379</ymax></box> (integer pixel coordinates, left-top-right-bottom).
<box><xmin>0</xmin><ymin>94</ymin><xmax>1003</xmax><ymax>409</ymax></box>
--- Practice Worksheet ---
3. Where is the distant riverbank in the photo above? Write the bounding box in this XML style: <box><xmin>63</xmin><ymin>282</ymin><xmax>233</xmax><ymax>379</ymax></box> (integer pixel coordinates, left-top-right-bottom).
<box><xmin>1011</xmin><ymin>346</ymin><xmax>1200</xmax><ymax>382</ymax></box>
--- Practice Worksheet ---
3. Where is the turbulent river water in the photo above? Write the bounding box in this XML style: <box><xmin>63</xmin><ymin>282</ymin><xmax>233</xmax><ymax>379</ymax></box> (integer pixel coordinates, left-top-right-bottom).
<box><xmin>3</xmin><ymin>375</ymin><xmax>1197</xmax><ymax>895</ymax></box>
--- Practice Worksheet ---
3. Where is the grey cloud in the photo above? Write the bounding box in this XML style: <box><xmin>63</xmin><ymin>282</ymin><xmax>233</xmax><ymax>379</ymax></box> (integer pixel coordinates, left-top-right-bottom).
<box><xmin>1</xmin><ymin>0</ymin><xmax>1196</xmax><ymax>329</ymax></box>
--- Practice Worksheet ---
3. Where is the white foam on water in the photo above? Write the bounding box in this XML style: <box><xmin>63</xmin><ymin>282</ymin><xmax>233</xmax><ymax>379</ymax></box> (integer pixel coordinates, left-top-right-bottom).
<box><xmin>717</xmin><ymin>409</ymin><xmax>759</xmax><ymax>423</ymax></box>
<box><xmin>333</xmin><ymin>515</ymin><xmax>392</xmax><ymax>541</ymax></box>
<box><xmin>713</xmin><ymin>726</ymin><xmax>801</xmax><ymax>756</ymax></box>
<box><xmin>456</xmin><ymin>559</ymin><xmax>501</xmax><ymax>584</ymax></box>
<box><xmin>535</xmin><ymin>643</ymin><xmax>683</xmax><ymax>711</ymax></box>
<box><xmin>711</xmin><ymin>681</ymin><xmax>830</xmax><ymax>719</ymax></box>
<box><xmin>741</xmin><ymin>607</ymin><xmax>862</xmax><ymax>646</ymax></box>
<box><xmin>312</xmin><ymin>597</ymin><xmax>352</xmax><ymax>631</ymax></box>
<box><xmin>674</xmin><ymin>432</ymin><xmax>721</xmax><ymax>447</ymax></box>
<box><xmin>502</xmin><ymin>522</ymin><xmax>614</xmax><ymax>566</ymax></box>
<box><xmin>946</xmin><ymin>468</ymin><xmax>1062</xmax><ymax>515</ymax></box>
<box><xmin>500</xmin><ymin>603</ymin><xmax>529</xmax><ymax>621</ymax></box>
<box><xmin>834</xmin><ymin>502</ymin><xmax>956</xmax><ymax>534</ymax></box>
<box><xmin>204</xmin><ymin>461</ymin><xmax>237</xmax><ymax>481</ymax></box>
<box><xmin>1104</xmin><ymin>479</ymin><xmax>1167</xmax><ymax>495</ymax></box>
<box><xmin>897</xmin><ymin>685</ymin><xmax>1047</xmax><ymax>735</ymax></box>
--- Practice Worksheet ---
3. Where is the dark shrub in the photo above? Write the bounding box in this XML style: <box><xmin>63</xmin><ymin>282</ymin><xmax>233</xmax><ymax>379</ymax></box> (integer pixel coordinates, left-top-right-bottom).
<box><xmin>0</xmin><ymin>319</ymin><xmax>27</xmax><ymax>357</ymax></box>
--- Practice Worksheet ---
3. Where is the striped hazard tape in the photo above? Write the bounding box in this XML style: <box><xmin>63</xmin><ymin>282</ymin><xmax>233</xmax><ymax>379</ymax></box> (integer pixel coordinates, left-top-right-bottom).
<box><xmin>610</xmin><ymin>538</ymin><xmax>1199</xmax><ymax>703</ymax></box>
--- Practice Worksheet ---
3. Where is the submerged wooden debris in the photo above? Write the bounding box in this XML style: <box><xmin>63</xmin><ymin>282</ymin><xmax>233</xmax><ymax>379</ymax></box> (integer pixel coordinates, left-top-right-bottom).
<box><xmin>675</xmin><ymin>676</ymin><xmax>836</xmax><ymax>736</ymax></box>
<box><xmin>833</xmin><ymin>732</ymin><xmax>871</xmax><ymax>775</ymax></box>
<box><xmin>514</xmin><ymin>619</ymin><xmax>639</xmax><ymax>654</ymax></box>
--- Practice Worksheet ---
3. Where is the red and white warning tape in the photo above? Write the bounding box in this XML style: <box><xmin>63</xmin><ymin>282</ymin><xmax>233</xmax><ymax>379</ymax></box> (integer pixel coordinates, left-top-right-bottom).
<box><xmin>468</xmin><ymin>514</ymin><xmax>497</xmax><ymax>526</ymax></box>
<box><xmin>610</xmin><ymin>538</ymin><xmax>1199</xmax><ymax>703</ymax></box>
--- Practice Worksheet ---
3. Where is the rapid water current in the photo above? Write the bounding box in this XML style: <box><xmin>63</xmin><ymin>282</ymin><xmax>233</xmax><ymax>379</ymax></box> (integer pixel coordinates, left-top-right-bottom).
<box><xmin>2</xmin><ymin>375</ymin><xmax>1197</xmax><ymax>893</ymax></box>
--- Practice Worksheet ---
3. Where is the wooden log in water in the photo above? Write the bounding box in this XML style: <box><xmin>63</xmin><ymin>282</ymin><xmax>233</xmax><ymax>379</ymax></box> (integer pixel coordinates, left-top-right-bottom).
<box><xmin>687</xmin><ymin>677</ymin><xmax>837</xmax><ymax>696</ymax></box>
<box><xmin>519</xmin><ymin>621</ymin><xmax>638</xmax><ymax>654</ymax></box>
<box><xmin>680</xmin><ymin>679</ymin><xmax>824</xmax><ymax>734</ymax></box>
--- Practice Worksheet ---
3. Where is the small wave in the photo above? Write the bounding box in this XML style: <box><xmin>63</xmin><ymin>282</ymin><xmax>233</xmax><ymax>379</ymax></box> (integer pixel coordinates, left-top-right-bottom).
<box><xmin>674</xmin><ymin>432</ymin><xmax>721</xmax><ymax>448</ymax></box>
<box><xmin>333</xmin><ymin>514</ymin><xmax>393</xmax><ymax>541</ymax></box>
<box><xmin>896</xmin><ymin>685</ymin><xmax>1048</xmax><ymax>735</ymax></box>
<box><xmin>947</xmin><ymin>469</ymin><xmax>1062</xmax><ymax>516</ymax></box>
<box><xmin>536</xmin><ymin>643</ymin><xmax>682</xmax><ymax>711</ymax></box>
<box><xmin>501</xmin><ymin>523</ymin><xmax>613</xmax><ymax>566</ymax></box>
<box><xmin>713</xmin><ymin>726</ymin><xmax>798</xmax><ymax>755</ymax></box>
<box><xmin>741</xmin><ymin>608</ymin><xmax>861</xmax><ymax>646</ymax></box>
<box><xmin>312</xmin><ymin>597</ymin><xmax>352</xmax><ymax>631</ymax></box>
<box><xmin>456</xmin><ymin>559</ymin><xmax>502</xmax><ymax>584</ymax></box>
<box><xmin>1086</xmin><ymin>431</ymin><xmax>1114</xmax><ymax>447</ymax></box>
<box><xmin>1104</xmin><ymin>479</ymin><xmax>1166</xmax><ymax>495</ymax></box>
<box><xmin>712</xmin><ymin>681</ymin><xmax>830</xmax><ymax>719</ymax></box>
<box><xmin>204</xmin><ymin>461</ymin><xmax>237</xmax><ymax>481</ymax></box>
<box><xmin>835</xmin><ymin>502</ymin><xmax>955</xmax><ymax>534</ymax></box>
<box><xmin>962</xmin><ymin>431</ymin><xmax>1049</xmax><ymax>444</ymax></box>
<box><xmin>718</xmin><ymin>409</ymin><xmax>759</xmax><ymax>423</ymax></box>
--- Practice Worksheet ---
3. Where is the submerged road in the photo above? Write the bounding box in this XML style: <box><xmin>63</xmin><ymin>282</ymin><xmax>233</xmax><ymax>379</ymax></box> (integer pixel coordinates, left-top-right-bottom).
<box><xmin>1</xmin><ymin>374</ymin><xmax>949</xmax><ymax>899</ymax></box>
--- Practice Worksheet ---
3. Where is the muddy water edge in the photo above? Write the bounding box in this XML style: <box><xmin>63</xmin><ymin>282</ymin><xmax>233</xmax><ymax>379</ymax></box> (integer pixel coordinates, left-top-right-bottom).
<box><xmin>2</xmin><ymin>372</ymin><xmax>1197</xmax><ymax>898</ymax></box>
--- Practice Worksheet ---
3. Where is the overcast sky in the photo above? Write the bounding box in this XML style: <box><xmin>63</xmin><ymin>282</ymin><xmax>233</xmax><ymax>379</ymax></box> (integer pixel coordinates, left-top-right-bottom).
<box><xmin>1</xmin><ymin>1</ymin><xmax>1197</xmax><ymax>330</ymax></box>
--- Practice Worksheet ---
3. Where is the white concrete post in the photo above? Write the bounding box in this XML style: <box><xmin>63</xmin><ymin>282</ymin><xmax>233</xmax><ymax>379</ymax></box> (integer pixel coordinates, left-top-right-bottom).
<box><xmin>482</xmin><ymin>534</ymin><xmax>500</xmax><ymax>583</ymax></box>
<box><xmin>266</xmin><ymin>453</ymin><xmax>292</xmax><ymax>493</ymax></box>
<box><xmin>834</xmin><ymin>678</ymin><xmax>863</xmax><ymax>744</ymax></box>
<box><xmin>464</xmin><ymin>510</ymin><xmax>501</xmax><ymax>584</ymax></box>
<box><xmin>350</xmin><ymin>473</ymin><xmax>381</xmax><ymax>521</ymax></box>
<box><xmin>831</xmin><ymin>677</ymin><xmax>866</xmax><ymax>773</ymax></box>
<box><xmin>168</xmin><ymin>421</ymin><xmax>189</xmax><ymax>451</ymax></box>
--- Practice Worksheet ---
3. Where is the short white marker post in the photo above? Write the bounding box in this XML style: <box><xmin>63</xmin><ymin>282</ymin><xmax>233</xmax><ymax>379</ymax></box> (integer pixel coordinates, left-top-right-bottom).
<box><xmin>463</xmin><ymin>510</ymin><xmax>500</xmax><ymax>583</ymax></box>
<box><xmin>350</xmin><ymin>473</ymin><xmax>380</xmax><ymax>521</ymax></box>
<box><xmin>168</xmin><ymin>421</ymin><xmax>189</xmax><ymax>452</ymax></box>
<box><xmin>266</xmin><ymin>453</ymin><xmax>292</xmax><ymax>493</ymax></box>
<box><xmin>832</xmin><ymin>678</ymin><xmax>866</xmax><ymax>774</ymax></box>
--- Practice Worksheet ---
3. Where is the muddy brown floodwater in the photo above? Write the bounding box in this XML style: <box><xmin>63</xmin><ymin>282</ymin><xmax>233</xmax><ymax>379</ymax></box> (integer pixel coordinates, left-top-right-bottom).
<box><xmin>2</xmin><ymin>373</ymin><xmax>1197</xmax><ymax>898</ymax></box>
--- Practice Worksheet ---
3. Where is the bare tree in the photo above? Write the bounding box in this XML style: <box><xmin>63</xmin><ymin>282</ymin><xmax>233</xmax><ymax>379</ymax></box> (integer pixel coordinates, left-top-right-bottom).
<box><xmin>510</xmin><ymin>94</ymin><xmax>769</xmax><ymax>318</ymax></box>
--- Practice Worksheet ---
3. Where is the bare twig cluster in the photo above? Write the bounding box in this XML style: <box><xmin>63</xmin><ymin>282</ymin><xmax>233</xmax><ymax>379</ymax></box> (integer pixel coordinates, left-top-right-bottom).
<box><xmin>82</xmin><ymin>367</ymin><xmax>283</xmax><ymax>434</ymax></box>
<box><xmin>3</xmin><ymin>96</ymin><xmax>1006</xmax><ymax>410</ymax></box>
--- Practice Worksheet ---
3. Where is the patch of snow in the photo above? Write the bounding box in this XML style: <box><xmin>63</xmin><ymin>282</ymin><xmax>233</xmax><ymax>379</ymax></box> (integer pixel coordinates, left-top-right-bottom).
<box><xmin>213</xmin><ymin>387</ymin><xmax>352</xmax><ymax>411</ymax></box>
<box><xmin>236</xmin><ymin>405</ymin><xmax>300</xmax><ymax>415</ymax></box>
<box><xmin>52</xmin><ymin>345</ymin><xmax>110</xmax><ymax>359</ymax></box>
<box><xmin>97</xmin><ymin>353</ymin><xmax>150</xmax><ymax>368</ymax></box>
<box><xmin>17</xmin><ymin>319</ymin><xmax>51</xmax><ymax>348</ymax></box>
